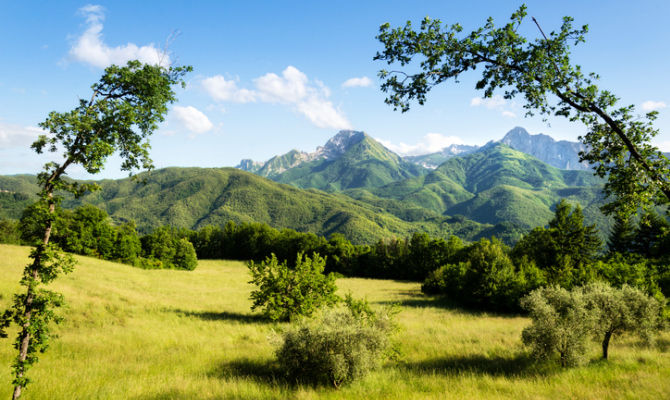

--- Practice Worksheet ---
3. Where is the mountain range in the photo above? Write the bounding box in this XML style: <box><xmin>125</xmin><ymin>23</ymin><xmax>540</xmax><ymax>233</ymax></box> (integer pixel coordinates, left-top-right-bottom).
<box><xmin>399</xmin><ymin>127</ymin><xmax>589</xmax><ymax>170</ymax></box>
<box><xmin>1</xmin><ymin>127</ymin><xmax>614</xmax><ymax>244</ymax></box>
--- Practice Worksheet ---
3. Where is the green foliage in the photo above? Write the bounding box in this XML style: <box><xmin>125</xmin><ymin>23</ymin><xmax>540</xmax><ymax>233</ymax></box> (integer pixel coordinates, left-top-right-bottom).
<box><xmin>521</xmin><ymin>286</ymin><xmax>593</xmax><ymax>367</ymax></box>
<box><xmin>375</xmin><ymin>5</ymin><xmax>670</xmax><ymax>217</ymax></box>
<box><xmin>276</xmin><ymin>299</ymin><xmax>397</xmax><ymax>387</ymax></box>
<box><xmin>0</xmin><ymin>219</ymin><xmax>21</xmax><ymax>244</ymax></box>
<box><xmin>583</xmin><ymin>282</ymin><xmax>664</xmax><ymax>359</ymax></box>
<box><xmin>607</xmin><ymin>215</ymin><xmax>636</xmax><ymax>254</ymax></box>
<box><xmin>140</xmin><ymin>226</ymin><xmax>197</xmax><ymax>270</ymax></box>
<box><xmin>248</xmin><ymin>252</ymin><xmax>338</xmax><ymax>322</ymax></box>
<box><xmin>512</xmin><ymin>200</ymin><xmax>601</xmax><ymax>287</ymax></box>
<box><xmin>422</xmin><ymin>237</ymin><xmax>545</xmax><ymax>312</ymax></box>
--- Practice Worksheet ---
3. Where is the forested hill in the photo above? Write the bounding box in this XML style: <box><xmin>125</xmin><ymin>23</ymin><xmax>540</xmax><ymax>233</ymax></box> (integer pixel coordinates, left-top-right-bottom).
<box><xmin>349</xmin><ymin>143</ymin><xmax>609</xmax><ymax>233</ymax></box>
<box><xmin>0</xmin><ymin>168</ymin><xmax>494</xmax><ymax>244</ymax></box>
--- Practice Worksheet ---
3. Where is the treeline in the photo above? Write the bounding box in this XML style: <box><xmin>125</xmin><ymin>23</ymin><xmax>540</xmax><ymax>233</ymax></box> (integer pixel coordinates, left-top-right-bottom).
<box><xmin>187</xmin><ymin>200</ymin><xmax>669</xmax><ymax>312</ymax></box>
<box><xmin>1</xmin><ymin>200</ymin><xmax>668</xmax><ymax>313</ymax></box>
<box><xmin>1</xmin><ymin>204</ymin><xmax>197</xmax><ymax>270</ymax></box>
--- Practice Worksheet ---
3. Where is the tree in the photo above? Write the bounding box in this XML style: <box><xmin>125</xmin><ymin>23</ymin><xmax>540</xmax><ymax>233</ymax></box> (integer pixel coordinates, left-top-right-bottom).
<box><xmin>0</xmin><ymin>60</ymin><xmax>190</xmax><ymax>399</ymax></box>
<box><xmin>583</xmin><ymin>282</ymin><xmax>663</xmax><ymax>360</ymax></box>
<box><xmin>521</xmin><ymin>286</ymin><xmax>594</xmax><ymax>367</ymax></box>
<box><xmin>607</xmin><ymin>215</ymin><xmax>636</xmax><ymax>255</ymax></box>
<box><xmin>248</xmin><ymin>252</ymin><xmax>339</xmax><ymax>322</ymax></box>
<box><xmin>374</xmin><ymin>5</ymin><xmax>670</xmax><ymax>218</ymax></box>
<box><xmin>512</xmin><ymin>200</ymin><xmax>601</xmax><ymax>287</ymax></box>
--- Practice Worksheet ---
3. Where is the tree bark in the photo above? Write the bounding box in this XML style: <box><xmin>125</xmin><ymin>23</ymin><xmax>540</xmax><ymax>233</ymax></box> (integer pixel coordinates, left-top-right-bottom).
<box><xmin>602</xmin><ymin>330</ymin><xmax>613</xmax><ymax>360</ymax></box>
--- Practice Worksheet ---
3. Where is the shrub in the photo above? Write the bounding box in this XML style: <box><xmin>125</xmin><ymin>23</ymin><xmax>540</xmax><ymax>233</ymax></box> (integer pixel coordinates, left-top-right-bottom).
<box><xmin>248</xmin><ymin>252</ymin><xmax>338</xmax><ymax>322</ymax></box>
<box><xmin>521</xmin><ymin>286</ymin><xmax>594</xmax><ymax>367</ymax></box>
<box><xmin>141</xmin><ymin>226</ymin><xmax>198</xmax><ymax>270</ymax></box>
<box><xmin>276</xmin><ymin>299</ymin><xmax>397</xmax><ymax>387</ymax></box>
<box><xmin>422</xmin><ymin>238</ymin><xmax>545</xmax><ymax>312</ymax></box>
<box><xmin>583</xmin><ymin>282</ymin><xmax>664</xmax><ymax>359</ymax></box>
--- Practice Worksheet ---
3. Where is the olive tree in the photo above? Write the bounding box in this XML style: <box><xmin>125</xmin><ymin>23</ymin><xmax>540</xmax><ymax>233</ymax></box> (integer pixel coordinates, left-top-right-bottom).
<box><xmin>521</xmin><ymin>286</ymin><xmax>594</xmax><ymax>367</ymax></box>
<box><xmin>583</xmin><ymin>282</ymin><xmax>664</xmax><ymax>360</ymax></box>
<box><xmin>374</xmin><ymin>5</ymin><xmax>670</xmax><ymax>219</ymax></box>
<box><xmin>0</xmin><ymin>60</ymin><xmax>190</xmax><ymax>399</ymax></box>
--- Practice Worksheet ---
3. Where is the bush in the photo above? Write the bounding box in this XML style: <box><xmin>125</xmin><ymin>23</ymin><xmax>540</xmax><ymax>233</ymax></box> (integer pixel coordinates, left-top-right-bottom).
<box><xmin>422</xmin><ymin>238</ymin><xmax>545</xmax><ymax>312</ymax></box>
<box><xmin>141</xmin><ymin>226</ymin><xmax>198</xmax><ymax>270</ymax></box>
<box><xmin>248</xmin><ymin>252</ymin><xmax>338</xmax><ymax>322</ymax></box>
<box><xmin>521</xmin><ymin>286</ymin><xmax>593</xmax><ymax>367</ymax></box>
<box><xmin>276</xmin><ymin>299</ymin><xmax>397</xmax><ymax>387</ymax></box>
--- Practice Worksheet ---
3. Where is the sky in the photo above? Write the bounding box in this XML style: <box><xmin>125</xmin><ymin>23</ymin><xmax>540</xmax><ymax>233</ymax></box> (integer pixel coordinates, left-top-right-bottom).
<box><xmin>1</xmin><ymin>0</ymin><xmax>669</xmax><ymax>179</ymax></box>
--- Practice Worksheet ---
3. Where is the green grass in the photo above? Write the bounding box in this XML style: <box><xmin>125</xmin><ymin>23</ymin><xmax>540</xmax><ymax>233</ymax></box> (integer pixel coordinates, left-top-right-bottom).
<box><xmin>0</xmin><ymin>243</ymin><xmax>668</xmax><ymax>399</ymax></box>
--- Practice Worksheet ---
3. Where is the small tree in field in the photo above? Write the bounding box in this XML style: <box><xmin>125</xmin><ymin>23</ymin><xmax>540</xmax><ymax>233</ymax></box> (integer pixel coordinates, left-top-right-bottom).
<box><xmin>521</xmin><ymin>286</ymin><xmax>593</xmax><ymax>367</ymax></box>
<box><xmin>248</xmin><ymin>252</ymin><xmax>338</xmax><ymax>322</ymax></box>
<box><xmin>0</xmin><ymin>60</ymin><xmax>190</xmax><ymax>399</ymax></box>
<box><xmin>583</xmin><ymin>282</ymin><xmax>664</xmax><ymax>360</ymax></box>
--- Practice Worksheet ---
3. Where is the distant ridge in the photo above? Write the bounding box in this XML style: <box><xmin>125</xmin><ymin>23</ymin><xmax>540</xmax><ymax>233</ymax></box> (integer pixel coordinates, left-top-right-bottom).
<box><xmin>404</xmin><ymin>127</ymin><xmax>590</xmax><ymax>170</ymax></box>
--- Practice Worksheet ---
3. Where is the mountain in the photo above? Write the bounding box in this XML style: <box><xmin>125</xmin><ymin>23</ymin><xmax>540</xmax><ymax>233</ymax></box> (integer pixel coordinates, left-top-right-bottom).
<box><xmin>356</xmin><ymin>143</ymin><xmax>608</xmax><ymax>233</ymax></box>
<box><xmin>243</xmin><ymin>130</ymin><xmax>427</xmax><ymax>191</ymax></box>
<box><xmin>404</xmin><ymin>127</ymin><xmax>590</xmax><ymax>171</ymax></box>
<box><xmin>237</xmin><ymin>130</ymin><xmax>368</xmax><ymax>177</ymax></box>
<box><xmin>499</xmin><ymin>127</ymin><xmax>589</xmax><ymax>170</ymax></box>
<box><xmin>0</xmin><ymin>168</ymin><xmax>491</xmax><ymax>244</ymax></box>
<box><xmin>404</xmin><ymin>144</ymin><xmax>479</xmax><ymax>169</ymax></box>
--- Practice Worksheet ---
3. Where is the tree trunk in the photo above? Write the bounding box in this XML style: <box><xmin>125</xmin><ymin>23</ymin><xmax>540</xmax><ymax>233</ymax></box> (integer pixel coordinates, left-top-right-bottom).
<box><xmin>602</xmin><ymin>330</ymin><xmax>613</xmax><ymax>360</ymax></box>
<box><xmin>13</xmin><ymin>191</ymin><xmax>55</xmax><ymax>400</ymax></box>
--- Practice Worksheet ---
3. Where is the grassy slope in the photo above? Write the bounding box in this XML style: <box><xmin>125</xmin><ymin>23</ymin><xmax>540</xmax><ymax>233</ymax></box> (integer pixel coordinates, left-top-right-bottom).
<box><xmin>0</xmin><ymin>244</ymin><xmax>668</xmax><ymax>399</ymax></box>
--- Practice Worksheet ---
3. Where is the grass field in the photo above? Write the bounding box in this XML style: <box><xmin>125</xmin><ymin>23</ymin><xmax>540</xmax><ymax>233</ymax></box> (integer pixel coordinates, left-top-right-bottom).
<box><xmin>0</xmin><ymin>243</ymin><xmax>668</xmax><ymax>399</ymax></box>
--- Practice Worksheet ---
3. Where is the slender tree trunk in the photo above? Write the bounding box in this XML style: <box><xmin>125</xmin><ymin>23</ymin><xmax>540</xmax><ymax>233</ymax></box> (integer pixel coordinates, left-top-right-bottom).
<box><xmin>13</xmin><ymin>191</ymin><xmax>55</xmax><ymax>400</ymax></box>
<box><xmin>602</xmin><ymin>330</ymin><xmax>613</xmax><ymax>360</ymax></box>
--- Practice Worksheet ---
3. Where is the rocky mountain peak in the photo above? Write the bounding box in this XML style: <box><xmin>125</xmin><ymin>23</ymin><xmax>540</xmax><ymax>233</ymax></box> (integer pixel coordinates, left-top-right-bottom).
<box><xmin>314</xmin><ymin>130</ymin><xmax>366</xmax><ymax>160</ymax></box>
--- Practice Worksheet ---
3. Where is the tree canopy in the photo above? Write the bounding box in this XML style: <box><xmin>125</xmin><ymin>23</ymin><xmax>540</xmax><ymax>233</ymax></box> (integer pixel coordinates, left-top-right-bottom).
<box><xmin>374</xmin><ymin>4</ymin><xmax>670</xmax><ymax>219</ymax></box>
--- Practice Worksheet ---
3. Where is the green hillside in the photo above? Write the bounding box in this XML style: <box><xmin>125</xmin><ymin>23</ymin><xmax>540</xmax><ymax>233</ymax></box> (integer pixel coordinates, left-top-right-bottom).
<box><xmin>357</xmin><ymin>143</ymin><xmax>609</xmax><ymax>232</ymax></box>
<box><xmin>0</xmin><ymin>168</ymin><xmax>489</xmax><ymax>244</ymax></box>
<box><xmin>274</xmin><ymin>135</ymin><xmax>426</xmax><ymax>191</ymax></box>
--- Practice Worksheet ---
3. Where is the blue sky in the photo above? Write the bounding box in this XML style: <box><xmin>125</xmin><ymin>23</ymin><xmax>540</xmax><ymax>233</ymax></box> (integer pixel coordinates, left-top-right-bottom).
<box><xmin>1</xmin><ymin>0</ymin><xmax>669</xmax><ymax>179</ymax></box>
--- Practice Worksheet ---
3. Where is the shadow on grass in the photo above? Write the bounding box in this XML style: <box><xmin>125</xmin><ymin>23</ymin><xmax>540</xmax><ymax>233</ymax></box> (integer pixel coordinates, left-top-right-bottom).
<box><xmin>401</xmin><ymin>353</ymin><xmax>551</xmax><ymax>378</ymax></box>
<box><xmin>210</xmin><ymin>358</ymin><xmax>287</xmax><ymax>385</ymax></box>
<box><xmin>169</xmin><ymin>308</ymin><xmax>269</xmax><ymax>324</ymax></box>
<box><xmin>376</xmin><ymin>295</ymin><xmax>523</xmax><ymax>318</ymax></box>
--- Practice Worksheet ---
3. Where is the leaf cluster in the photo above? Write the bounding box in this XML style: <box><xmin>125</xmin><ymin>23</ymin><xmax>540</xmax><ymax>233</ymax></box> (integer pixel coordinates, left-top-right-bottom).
<box><xmin>248</xmin><ymin>252</ymin><xmax>338</xmax><ymax>322</ymax></box>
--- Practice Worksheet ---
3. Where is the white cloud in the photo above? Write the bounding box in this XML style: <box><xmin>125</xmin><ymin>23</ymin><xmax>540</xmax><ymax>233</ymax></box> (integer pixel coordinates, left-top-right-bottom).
<box><xmin>377</xmin><ymin>133</ymin><xmax>465</xmax><ymax>156</ymax></box>
<box><xmin>471</xmin><ymin>95</ymin><xmax>520</xmax><ymax>118</ymax></box>
<box><xmin>202</xmin><ymin>66</ymin><xmax>351</xmax><ymax>130</ymax></box>
<box><xmin>342</xmin><ymin>76</ymin><xmax>372</xmax><ymax>88</ymax></box>
<box><xmin>296</xmin><ymin>96</ymin><xmax>351</xmax><ymax>129</ymax></box>
<box><xmin>201</xmin><ymin>75</ymin><xmax>256</xmax><ymax>103</ymax></box>
<box><xmin>172</xmin><ymin>106</ymin><xmax>213</xmax><ymax>134</ymax></box>
<box><xmin>655</xmin><ymin>140</ymin><xmax>670</xmax><ymax>152</ymax></box>
<box><xmin>470</xmin><ymin>95</ymin><xmax>506</xmax><ymax>109</ymax></box>
<box><xmin>69</xmin><ymin>5</ymin><xmax>169</xmax><ymax>68</ymax></box>
<box><xmin>641</xmin><ymin>100</ymin><xmax>667</xmax><ymax>112</ymax></box>
<box><xmin>0</xmin><ymin>123</ymin><xmax>44</xmax><ymax>148</ymax></box>
<box><xmin>254</xmin><ymin>66</ymin><xmax>309</xmax><ymax>104</ymax></box>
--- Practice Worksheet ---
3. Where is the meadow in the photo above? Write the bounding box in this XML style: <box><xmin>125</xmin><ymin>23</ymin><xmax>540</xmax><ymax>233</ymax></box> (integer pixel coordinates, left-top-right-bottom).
<box><xmin>0</xmin><ymin>244</ymin><xmax>668</xmax><ymax>399</ymax></box>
